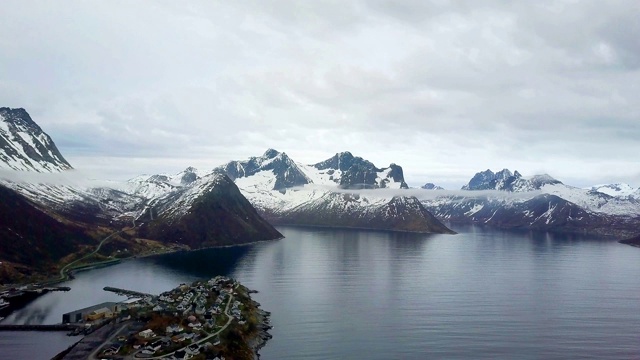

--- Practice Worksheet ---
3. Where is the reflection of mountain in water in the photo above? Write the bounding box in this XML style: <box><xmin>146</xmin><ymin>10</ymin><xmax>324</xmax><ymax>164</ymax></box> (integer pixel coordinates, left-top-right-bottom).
<box><xmin>148</xmin><ymin>244</ymin><xmax>254</xmax><ymax>278</ymax></box>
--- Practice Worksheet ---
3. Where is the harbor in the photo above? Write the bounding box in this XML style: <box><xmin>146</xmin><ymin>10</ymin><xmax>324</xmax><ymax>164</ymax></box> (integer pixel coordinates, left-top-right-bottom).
<box><xmin>0</xmin><ymin>286</ymin><xmax>71</xmax><ymax>319</ymax></box>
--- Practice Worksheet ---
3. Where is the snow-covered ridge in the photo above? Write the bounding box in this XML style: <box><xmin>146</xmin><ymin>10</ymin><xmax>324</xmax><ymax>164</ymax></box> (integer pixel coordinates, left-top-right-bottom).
<box><xmin>461</xmin><ymin>168</ymin><xmax>562</xmax><ymax>192</ymax></box>
<box><xmin>590</xmin><ymin>183</ymin><xmax>639</xmax><ymax>198</ymax></box>
<box><xmin>0</xmin><ymin>108</ymin><xmax>71</xmax><ymax>172</ymax></box>
<box><xmin>2</xmin><ymin>107</ymin><xmax>638</xmax><ymax>237</ymax></box>
<box><xmin>211</xmin><ymin>149</ymin><xmax>451</xmax><ymax>233</ymax></box>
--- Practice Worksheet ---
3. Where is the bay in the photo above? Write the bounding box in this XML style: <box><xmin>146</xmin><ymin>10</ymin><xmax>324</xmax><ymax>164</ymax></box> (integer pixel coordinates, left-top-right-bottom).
<box><xmin>2</xmin><ymin>225</ymin><xmax>639</xmax><ymax>359</ymax></box>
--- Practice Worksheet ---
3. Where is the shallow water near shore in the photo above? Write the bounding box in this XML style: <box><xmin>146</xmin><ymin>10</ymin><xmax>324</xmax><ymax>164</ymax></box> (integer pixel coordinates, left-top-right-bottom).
<box><xmin>2</xmin><ymin>225</ymin><xmax>640</xmax><ymax>359</ymax></box>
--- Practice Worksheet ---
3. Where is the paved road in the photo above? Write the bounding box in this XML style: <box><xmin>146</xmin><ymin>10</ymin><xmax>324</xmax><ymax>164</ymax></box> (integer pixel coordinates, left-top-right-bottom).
<box><xmin>58</xmin><ymin>220</ymin><xmax>136</xmax><ymax>281</ymax></box>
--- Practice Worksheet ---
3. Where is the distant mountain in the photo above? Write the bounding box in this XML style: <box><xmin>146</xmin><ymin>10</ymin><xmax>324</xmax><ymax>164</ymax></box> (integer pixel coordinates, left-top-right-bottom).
<box><xmin>424</xmin><ymin>193</ymin><xmax>638</xmax><ymax>236</ymax></box>
<box><xmin>421</xmin><ymin>183</ymin><xmax>444</xmax><ymax>190</ymax></box>
<box><xmin>214</xmin><ymin>149</ymin><xmax>310</xmax><ymax>191</ymax></box>
<box><xmin>590</xmin><ymin>183</ymin><xmax>639</xmax><ymax>198</ymax></box>
<box><xmin>312</xmin><ymin>151</ymin><xmax>408</xmax><ymax>189</ymax></box>
<box><xmin>422</xmin><ymin>169</ymin><xmax>640</xmax><ymax>238</ymax></box>
<box><xmin>461</xmin><ymin>168</ymin><xmax>562</xmax><ymax>192</ymax></box>
<box><xmin>0</xmin><ymin>107</ymin><xmax>71</xmax><ymax>172</ymax></box>
<box><xmin>216</xmin><ymin>149</ymin><xmax>452</xmax><ymax>234</ymax></box>
<box><xmin>261</xmin><ymin>193</ymin><xmax>453</xmax><ymax>234</ymax></box>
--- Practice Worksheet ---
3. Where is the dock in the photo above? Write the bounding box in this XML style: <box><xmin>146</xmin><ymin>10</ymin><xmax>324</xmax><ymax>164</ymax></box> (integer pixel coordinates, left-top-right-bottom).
<box><xmin>0</xmin><ymin>324</ymin><xmax>82</xmax><ymax>332</ymax></box>
<box><xmin>103</xmin><ymin>286</ymin><xmax>155</xmax><ymax>298</ymax></box>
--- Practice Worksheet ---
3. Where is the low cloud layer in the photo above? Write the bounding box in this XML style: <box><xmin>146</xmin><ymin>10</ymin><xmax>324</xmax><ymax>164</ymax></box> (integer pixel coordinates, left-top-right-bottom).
<box><xmin>2</xmin><ymin>1</ymin><xmax>639</xmax><ymax>188</ymax></box>
<box><xmin>301</xmin><ymin>184</ymin><xmax>542</xmax><ymax>201</ymax></box>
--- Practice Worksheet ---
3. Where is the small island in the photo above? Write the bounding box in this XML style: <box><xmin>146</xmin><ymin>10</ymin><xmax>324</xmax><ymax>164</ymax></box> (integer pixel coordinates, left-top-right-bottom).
<box><xmin>57</xmin><ymin>276</ymin><xmax>272</xmax><ymax>360</ymax></box>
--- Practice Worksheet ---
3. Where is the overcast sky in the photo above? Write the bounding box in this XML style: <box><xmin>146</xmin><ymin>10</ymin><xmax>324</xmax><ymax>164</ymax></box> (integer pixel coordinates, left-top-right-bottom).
<box><xmin>2</xmin><ymin>1</ymin><xmax>639</xmax><ymax>188</ymax></box>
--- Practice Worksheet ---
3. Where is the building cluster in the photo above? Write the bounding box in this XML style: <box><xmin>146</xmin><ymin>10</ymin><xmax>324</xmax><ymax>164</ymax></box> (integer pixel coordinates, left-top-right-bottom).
<box><xmin>61</xmin><ymin>276</ymin><xmax>246</xmax><ymax>359</ymax></box>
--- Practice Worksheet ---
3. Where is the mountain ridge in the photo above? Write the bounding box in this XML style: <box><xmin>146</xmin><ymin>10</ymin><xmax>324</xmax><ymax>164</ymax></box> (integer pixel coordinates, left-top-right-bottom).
<box><xmin>0</xmin><ymin>107</ymin><xmax>72</xmax><ymax>172</ymax></box>
<box><xmin>217</xmin><ymin>149</ymin><xmax>453</xmax><ymax>234</ymax></box>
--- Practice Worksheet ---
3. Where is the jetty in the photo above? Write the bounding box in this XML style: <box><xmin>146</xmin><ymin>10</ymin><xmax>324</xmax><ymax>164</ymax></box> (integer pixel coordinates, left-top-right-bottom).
<box><xmin>0</xmin><ymin>323</ymin><xmax>82</xmax><ymax>332</ymax></box>
<box><xmin>103</xmin><ymin>286</ymin><xmax>155</xmax><ymax>298</ymax></box>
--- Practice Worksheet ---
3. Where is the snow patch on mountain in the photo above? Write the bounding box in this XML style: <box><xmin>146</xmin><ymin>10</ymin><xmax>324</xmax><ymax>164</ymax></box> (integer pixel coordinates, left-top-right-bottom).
<box><xmin>590</xmin><ymin>183</ymin><xmax>639</xmax><ymax>198</ymax></box>
<box><xmin>0</xmin><ymin>108</ymin><xmax>72</xmax><ymax>172</ymax></box>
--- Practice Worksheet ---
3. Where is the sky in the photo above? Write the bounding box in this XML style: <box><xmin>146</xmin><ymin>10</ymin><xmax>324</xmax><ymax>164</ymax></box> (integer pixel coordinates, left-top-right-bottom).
<box><xmin>1</xmin><ymin>1</ymin><xmax>639</xmax><ymax>189</ymax></box>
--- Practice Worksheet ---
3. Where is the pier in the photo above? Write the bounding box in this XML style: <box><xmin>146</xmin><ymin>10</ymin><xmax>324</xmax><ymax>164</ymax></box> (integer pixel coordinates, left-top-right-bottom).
<box><xmin>103</xmin><ymin>286</ymin><xmax>155</xmax><ymax>298</ymax></box>
<box><xmin>0</xmin><ymin>324</ymin><xmax>82</xmax><ymax>332</ymax></box>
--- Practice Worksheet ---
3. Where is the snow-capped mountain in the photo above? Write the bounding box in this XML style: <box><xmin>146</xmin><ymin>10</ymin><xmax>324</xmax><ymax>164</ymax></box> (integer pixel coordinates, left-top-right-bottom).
<box><xmin>461</xmin><ymin>168</ymin><xmax>562</xmax><ymax>192</ymax></box>
<box><xmin>215</xmin><ymin>149</ymin><xmax>452</xmax><ymax>234</ymax></box>
<box><xmin>421</xmin><ymin>183</ymin><xmax>444</xmax><ymax>190</ymax></box>
<box><xmin>214</xmin><ymin>149</ymin><xmax>310</xmax><ymax>191</ymax></box>
<box><xmin>423</xmin><ymin>192</ymin><xmax>636</xmax><ymax>235</ymax></box>
<box><xmin>590</xmin><ymin>183</ymin><xmax>639</xmax><ymax>198</ymax></box>
<box><xmin>310</xmin><ymin>151</ymin><xmax>408</xmax><ymax>189</ymax></box>
<box><xmin>0</xmin><ymin>107</ymin><xmax>71</xmax><ymax>172</ymax></box>
<box><xmin>421</xmin><ymin>169</ymin><xmax>640</xmax><ymax>237</ymax></box>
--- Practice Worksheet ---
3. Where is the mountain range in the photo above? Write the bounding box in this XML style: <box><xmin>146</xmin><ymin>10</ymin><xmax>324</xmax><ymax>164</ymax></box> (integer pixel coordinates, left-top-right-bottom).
<box><xmin>0</xmin><ymin>108</ymin><xmax>283</xmax><ymax>282</ymax></box>
<box><xmin>421</xmin><ymin>168</ymin><xmax>640</xmax><ymax>237</ymax></box>
<box><xmin>1</xmin><ymin>107</ymin><xmax>640</xmax><ymax>281</ymax></box>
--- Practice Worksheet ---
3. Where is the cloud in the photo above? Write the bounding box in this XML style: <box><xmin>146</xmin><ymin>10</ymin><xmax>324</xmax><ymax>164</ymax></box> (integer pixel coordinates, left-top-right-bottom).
<box><xmin>1</xmin><ymin>1</ymin><xmax>639</xmax><ymax>187</ymax></box>
<box><xmin>300</xmin><ymin>184</ymin><xmax>542</xmax><ymax>201</ymax></box>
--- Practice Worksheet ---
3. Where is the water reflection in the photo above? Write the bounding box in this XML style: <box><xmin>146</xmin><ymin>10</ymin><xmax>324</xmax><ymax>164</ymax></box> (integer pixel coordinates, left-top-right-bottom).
<box><xmin>146</xmin><ymin>243</ymin><xmax>254</xmax><ymax>278</ymax></box>
<box><xmin>2</xmin><ymin>225</ymin><xmax>640</xmax><ymax>360</ymax></box>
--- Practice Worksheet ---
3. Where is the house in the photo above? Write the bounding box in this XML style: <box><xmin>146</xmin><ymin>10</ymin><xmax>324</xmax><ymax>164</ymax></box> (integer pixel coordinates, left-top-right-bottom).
<box><xmin>185</xmin><ymin>343</ymin><xmax>200</xmax><ymax>355</ymax></box>
<box><xmin>172</xmin><ymin>332</ymin><xmax>194</xmax><ymax>343</ymax></box>
<box><xmin>145</xmin><ymin>342</ymin><xmax>162</xmax><ymax>353</ymax></box>
<box><xmin>166</xmin><ymin>324</ymin><xmax>184</xmax><ymax>334</ymax></box>
<box><xmin>187</xmin><ymin>322</ymin><xmax>203</xmax><ymax>330</ymax></box>
<box><xmin>212</xmin><ymin>336</ymin><xmax>221</xmax><ymax>346</ymax></box>
<box><xmin>139</xmin><ymin>329</ymin><xmax>155</xmax><ymax>338</ymax></box>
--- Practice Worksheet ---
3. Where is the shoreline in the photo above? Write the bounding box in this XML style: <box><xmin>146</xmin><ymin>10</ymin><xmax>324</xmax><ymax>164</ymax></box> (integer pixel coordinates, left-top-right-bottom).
<box><xmin>4</xmin><ymin>235</ymin><xmax>285</xmax><ymax>290</ymax></box>
<box><xmin>51</xmin><ymin>278</ymin><xmax>273</xmax><ymax>359</ymax></box>
<box><xmin>269</xmin><ymin>222</ymin><xmax>456</xmax><ymax>235</ymax></box>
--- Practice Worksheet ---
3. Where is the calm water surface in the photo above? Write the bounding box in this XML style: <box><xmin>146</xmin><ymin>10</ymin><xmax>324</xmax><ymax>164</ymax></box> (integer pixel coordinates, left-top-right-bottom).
<box><xmin>2</xmin><ymin>225</ymin><xmax>639</xmax><ymax>359</ymax></box>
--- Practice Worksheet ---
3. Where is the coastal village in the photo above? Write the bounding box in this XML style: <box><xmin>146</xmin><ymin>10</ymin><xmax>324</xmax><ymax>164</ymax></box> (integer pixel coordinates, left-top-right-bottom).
<box><xmin>53</xmin><ymin>276</ymin><xmax>272</xmax><ymax>360</ymax></box>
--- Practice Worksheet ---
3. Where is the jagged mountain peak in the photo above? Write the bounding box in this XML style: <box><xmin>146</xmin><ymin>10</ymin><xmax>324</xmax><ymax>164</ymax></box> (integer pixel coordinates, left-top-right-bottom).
<box><xmin>421</xmin><ymin>183</ymin><xmax>444</xmax><ymax>190</ymax></box>
<box><xmin>177</xmin><ymin>166</ymin><xmax>200</xmax><ymax>185</ymax></box>
<box><xmin>462</xmin><ymin>168</ymin><xmax>560</xmax><ymax>192</ymax></box>
<box><xmin>0</xmin><ymin>107</ymin><xmax>72</xmax><ymax>172</ymax></box>
<box><xmin>313</xmin><ymin>151</ymin><xmax>374</xmax><ymax>172</ymax></box>
<box><xmin>495</xmin><ymin>168</ymin><xmax>515</xmax><ymax>179</ymax></box>
<box><xmin>214</xmin><ymin>149</ymin><xmax>310</xmax><ymax>190</ymax></box>
<box><xmin>311</xmin><ymin>151</ymin><xmax>407</xmax><ymax>189</ymax></box>
<box><xmin>263</xmin><ymin>148</ymin><xmax>280</xmax><ymax>159</ymax></box>
<box><xmin>528</xmin><ymin>174</ymin><xmax>562</xmax><ymax>188</ymax></box>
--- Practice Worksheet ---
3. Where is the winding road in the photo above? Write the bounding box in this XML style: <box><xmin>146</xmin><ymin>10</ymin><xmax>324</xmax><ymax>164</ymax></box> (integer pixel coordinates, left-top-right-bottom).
<box><xmin>58</xmin><ymin>220</ymin><xmax>136</xmax><ymax>282</ymax></box>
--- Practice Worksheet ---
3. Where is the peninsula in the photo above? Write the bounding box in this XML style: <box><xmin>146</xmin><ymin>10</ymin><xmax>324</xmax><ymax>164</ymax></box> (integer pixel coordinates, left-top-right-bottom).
<box><xmin>56</xmin><ymin>276</ymin><xmax>271</xmax><ymax>360</ymax></box>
